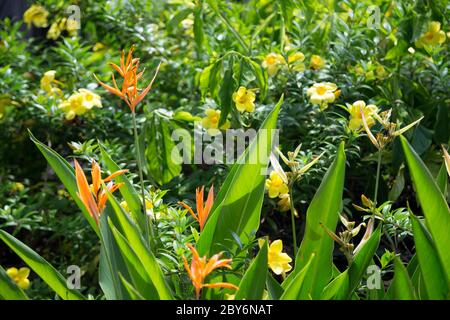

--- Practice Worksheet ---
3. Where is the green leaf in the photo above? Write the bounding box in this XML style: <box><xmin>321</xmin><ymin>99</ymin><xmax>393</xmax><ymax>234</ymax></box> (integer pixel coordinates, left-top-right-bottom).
<box><xmin>400</xmin><ymin>135</ymin><xmax>450</xmax><ymax>284</ymax></box>
<box><xmin>108</xmin><ymin>218</ymin><xmax>159</xmax><ymax>299</ymax></box>
<box><xmin>104</xmin><ymin>190</ymin><xmax>173</xmax><ymax>299</ymax></box>
<box><xmin>235</xmin><ymin>241</ymin><xmax>268</xmax><ymax>300</ymax></box>
<box><xmin>167</xmin><ymin>8</ymin><xmax>193</xmax><ymax>33</ymax></box>
<box><xmin>99</xmin><ymin>211</ymin><xmax>132</xmax><ymax>300</ymax></box>
<box><xmin>0</xmin><ymin>230</ymin><xmax>85</xmax><ymax>300</ymax></box>
<box><xmin>321</xmin><ymin>270</ymin><xmax>349</xmax><ymax>300</ymax></box>
<box><xmin>246</xmin><ymin>58</ymin><xmax>268</xmax><ymax>101</ymax></box>
<box><xmin>193</xmin><ymin>5</ymin><xmax>204</xmax><ymax>51</ymax></box>
<box><xmin>145</xmin><ymin>114</ymin><xmax>182</xmax><ymax>185</ymax></box>
<box><xmin>266</xmin><ymin>272</ymin><xmax>284</xmax><ymax>300</ymax></box>
<box><xmin>280</xmin><ymin>254</ymin><xmax>315</xmax><ymax>300</ymax></box>
<box><xmin>410</xmin><ymin>214</ymin><xmax>448</xmax><ymax>299</ymax></box>
<box><xmin>196</xmin><ymin>95</ymin><xmax>283</xmax><ymax>256</ymax></box>
<box><xmin>436</xmin><ymin>161</ymin><xmax>448</xmax><ymax>196</ymax></box>
<box><xmin>0</xmin><ymin>265</ymin><xmax>29</xmax><ymax>300</ymax></box>
<box><xmin>29</xmin><ymin>131</ymin><xmax>99</xmax><ymax>235</ymax></box>
<box><xmin>346</xmin><ymin>226</ymin><xmax>381</xmax><ymax>299</ymax></box>
<box><xmin>118</xmin><ymin>273</ymin><xmax>145</xmax><ymax>300</ymax></box>
<box><xmin>99</xmin><ymin>145</ymin><xmax>145</xmax><ymax>230</ymax></box>
<box><xmin>391</xmin><ymin>257</ymin><xmax>416</xmax><ymax>300</ymax></box>
<box><xmin>218</xmin><ymin>56</ymin><xmax>235</xmax><ymax>127</ymax></box>
<box><xmin>286</xmin><ymin>142</ymin><xmax>346</xmax><ymax>299</ymax></box>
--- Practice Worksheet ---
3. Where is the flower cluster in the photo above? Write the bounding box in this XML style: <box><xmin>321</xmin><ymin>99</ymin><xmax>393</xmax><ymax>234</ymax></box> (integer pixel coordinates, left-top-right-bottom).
<box><xmin>58</xmin><ymin>89</ymin><xmax>102</xmax><ymax>120</ymax></box>
<box><xmin>347</xmin><ymin>100</ymin><xmax>379</xmax><ymax>132</ymax></box>
<box><xmin>47</xmin><ymin>17</ymin><xmax>79</xmax><ymax>40</ymax></box>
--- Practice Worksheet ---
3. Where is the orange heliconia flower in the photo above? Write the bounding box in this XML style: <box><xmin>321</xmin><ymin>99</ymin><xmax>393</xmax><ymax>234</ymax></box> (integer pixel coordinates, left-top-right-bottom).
<box><xmin>74</xmin><ymin>159</ymin><xmax>128</xmax><ymax>224</ymax></box>
<box><xmin>179</xmin><ymin>186</ymin><xmax>214</xmax><ymax>231</ymax></box>
<box><xmin>94</xmin><ymin>45</ymin><xmax>161</xmax><ymax>113</ymax></box>
<box><xmin>183</xmin><ymin>243</ymin><xmax>238</xmax><ymax>299</ymax></box>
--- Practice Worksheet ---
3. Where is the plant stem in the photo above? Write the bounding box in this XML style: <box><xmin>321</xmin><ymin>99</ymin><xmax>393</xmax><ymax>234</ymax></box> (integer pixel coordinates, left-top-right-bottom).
<box><xmin>373</xmin><ymin>149</ymin><xmax>382</xmax><ymax>204</ymax></box>
<box><xmin>288</xmin><ymin>184</ymin><xmax>298</xmax><ymax>257</ymax></box>
<box><xmin>132</xmin><ymin>112</ymin><xmax>153</xmax><ymax>245</ymax></box>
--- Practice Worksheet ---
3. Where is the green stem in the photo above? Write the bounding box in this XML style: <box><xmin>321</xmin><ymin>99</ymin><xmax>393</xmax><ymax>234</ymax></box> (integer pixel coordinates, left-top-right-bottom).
<box><xmin>132</xmin><ymin>112</ymin><xmax>153</xmax><ymax>245</ymax></box>
<box><xmin>288</xmin><ymin>184</ymin><xmax>298</xmax><ymax>257</ymax></box>
<box><xmin>373</xmin><ymin>149</ymin><xmax>382</xmax><ymax>204</ymax></box>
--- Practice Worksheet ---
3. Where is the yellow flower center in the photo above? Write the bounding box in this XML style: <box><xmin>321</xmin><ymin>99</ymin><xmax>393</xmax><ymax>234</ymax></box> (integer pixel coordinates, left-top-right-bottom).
<box><xmin>316</xmin><ymin>86</ymin><xmax>327</xmax><ymax>95</ymax></box>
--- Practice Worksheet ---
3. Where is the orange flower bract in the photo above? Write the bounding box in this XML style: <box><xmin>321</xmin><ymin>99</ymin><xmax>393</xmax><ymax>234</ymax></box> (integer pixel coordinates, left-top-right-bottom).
<box><xmin>183</xmin><ymin>243</ymin><xmax>238</xmax><ymax>299</ymax></box>
<box><xmin>74</xmin><ymin>159</ymin><xmax>128</xmax><ymax>224</ymax></box>
<box><xmin>179</xmin><ymin>186</ymin><xmax>214</xmax><ymax>231</ymax></box>
<box><xmin>94</xmin><ymin>45</ymin><xmax>161</xmax><ymax>113</ymax></box>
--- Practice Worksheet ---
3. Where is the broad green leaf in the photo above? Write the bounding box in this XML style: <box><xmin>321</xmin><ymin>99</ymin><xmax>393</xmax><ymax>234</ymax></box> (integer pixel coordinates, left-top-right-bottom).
<box><xmin>108</xmin><ymin>218</ymin><xmax>159</xmax><ymax>299</ymax></box>
<box><xmin>280</xmin><ymin>254</ymin><xmax>315</xmax><ymax>300</ymax></box>
<box><xmin>391</xmin><ymin>257</ymin><xmax>416</xmax><ymax>300</ymax></box>
<box><xmin>400</xmin><ymin>136</ymin><xmax>450</xmax><ymax>284</ymax></box>
<box><xmin>29</xmin><ymin>131</ymin><xmax>99</xmax><ymax>235</ymax></box>
<box><xmin>218</xmin><ymin>55</ymin><xmax>235</xmax><ymax>127</ymax></box>
<box><xmin>167</xmin><ymin>8</ymin><xmax>193</xmax><ymax>33</ymax></box>
<box><xmin>346</xmin><ymin>226</ymin><xmax>381</xmax><ymax>299</ymax></box>
<box><xmin>321</xmin><ymin>270</ymin><xmax>349</xmax><ymax>300</ymax></box>
<box><xmin>0</xmin><ymin>230</ymin><xmax>85</xmax><ymax>300</ymax></box>
<box><xmin>105</xmin><ymin>190</ymin><xmax>173</xmax><ymax>299</ymax></box>
<box><xmin>99</xmin><ymin>145</ymin><xmax>145</xmax><ymax>230</ymax></box>
<box><xmin>436</xmin><ymin>161</ymin><xmax>448</xmax><ymax>196</ymax></box>
<box><xmin>235</xmin><ymin>241</ymin><xmax>268</xmax><ymax>300</ymax></box>
<box><xmin>119</xmin><ymin>273</ymin><xmax>145</xmax><ymax>300</ymax></box>
<box><xmin>0</xmin><ymin>265</ymin><xmax>29</xmax><ymax>300</ymax></box>
<box><xmin>99</xmin><ymin>211</ymin><xmax>132</xmax><ymax>300</ymax></box>
<box><xmin>266</xmin><ymin>272</ymin><xmax>284</xmax><ymax>300</ymax></box>
<box><xmin>410</xmin><ymin>215</ymin><xmax>448</xmax><ymax>299</ymax></box>
<box><xmin>196</xmin><ymin>95</ymin><xmax>283</xmax><ymax>256</ymax></box>
<box><xmin>286</xmin><ymin>142</ymin><xmax>346</xmax><ymax>299</ymax></box>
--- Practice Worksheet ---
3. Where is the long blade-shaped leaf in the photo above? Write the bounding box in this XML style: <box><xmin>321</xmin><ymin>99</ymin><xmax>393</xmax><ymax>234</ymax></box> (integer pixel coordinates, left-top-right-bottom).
<box><xmin>29</xmin><ymin>131</ymin><xmax>99</xmax><ymax>235</ymax></box>
<box><xmin>197</xmin><ymin>96</ymin><xmax>283</xmax><ymax>255</ymax></box>
<box><xmin>391</xmin><ymin>257</ymin><xmax>416</xmax><ymax>300</ymax></box>
<box><xmin>285</xmin><ymin>142</ymin><xmax>346</xmax><ymax>299</ymax></box>
<box><xmin>280</xmin><ymin>254</ymin><xmax>315</xmax><ymax>300</ymax></box>
<box><xmin>400</xmin><ymin>136</ymin><xmax>450</xmax><ymax>284</ymax></box>
<box><xmin>235</xmin><ymin>241</ymin><xmax>268</xmax><ymax>300</ymax></box>
<box><xmin>410</xmin><ymin>214</ymin><xmax>448</xmax><ymax>299</ymax></box>
<box><xmin>105</xmin><ymin>190</ymin><xmax>173</xmax><ymax>299</ymax></box>
<box><xmin>0</xmin><ymin>230</ymin><xmax>85</xmax><ymax>300</ymax></box>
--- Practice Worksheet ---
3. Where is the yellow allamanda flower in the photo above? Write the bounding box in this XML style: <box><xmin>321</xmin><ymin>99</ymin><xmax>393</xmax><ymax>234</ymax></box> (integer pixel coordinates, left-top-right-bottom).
<box><xmin>415</xmin><ymin>21</ymin><xmax>446</xmax><ymax>49</ymax></box>
<box><xmin>310</xmin><ymin>55</ymin><xmax>326</xmax><ymax>70</ymax></box>
<box><xmin>262</xmin><ymin>53</ymin><xmax>286</xmax><ymax>76</ymax></box>
<box><xmin>58</xmin><ymin>89</ymin><xmax>102</xmax><ymax>120</ymax></box>
<box><xmin>201</xmin><ymin>108</ymin><xmax>230</xmax><ymax>136</ymax></box>
<box><xmin>265</xmin><ymin>171</ymin><xmax>289</xmax><ymax>198</ymax></box>
<box><xmin>40</xmin><ymin>70</ymin><xmax>63</xmax><ymax>96</ymax></box>
<box><xmin>232</xmin><ymin>86</ymin><xmax>256</xmax><ymax>113</ymax></box>
<box><xmin>6</xmin><ymin>267</ymin><xmax>31</xmax><ymax>290</ymax></box>
<box><xmin>268</xmin><ymin>240</ymin><xmax>292</xmax><ymax>275</ymax></box>
<box><xmin>347</xmin><ymin>100</ymin><xmax>379</xmax><ymax>132</ymax></box>
<box><xmin>23</xmin><ymin>5</ymin><xmax>49</xmax><ymax>28</ymax></box>
<box><xmin>306</xmin><ymin>82</ymin><xmax>340</xmax><ymax>110</ymax></box>
<box><xmin>11</xmin><ymin>182</ymin><xmax>25</xmax><ymax>192</ymax></box>
<box><xmin>65</xmin><ymin>19</ymin><xmax>79</xmax><ymax>37</ymax></box>
<box><xmin>288</xmin><ymin>52</ymin><xmax>306</xmax><ymax>72</ymax></box>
